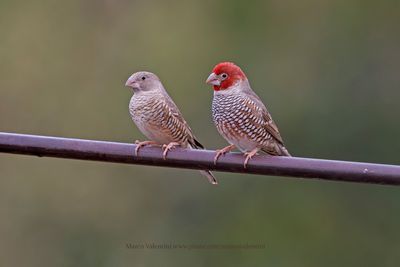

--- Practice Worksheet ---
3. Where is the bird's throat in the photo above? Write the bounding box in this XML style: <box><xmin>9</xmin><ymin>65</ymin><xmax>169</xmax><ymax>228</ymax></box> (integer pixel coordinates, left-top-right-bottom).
<box><xmin>213</xmin><ymin>85</ymin><xmax>221</xmax><ymax>91</ymax></box>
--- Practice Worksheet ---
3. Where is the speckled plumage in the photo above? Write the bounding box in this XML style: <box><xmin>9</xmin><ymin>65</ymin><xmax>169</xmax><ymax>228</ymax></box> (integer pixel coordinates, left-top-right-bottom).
<box><xmin>207</xmin><ymin>62</ymin><xmax>290</xmax><ymax>159</ymax></box>
<box><xmin>212</xmin><ymin>85</ymin><xmax>289</xmax><ymax>156</ymax></box>
<box><xmin>126</xmin><ymin>71</ymin><xmax>217</xmax><ymax>184</ymax></box>
<box><xmin>130</xmin><ymin>91</ymin><xmax>193</xmax><ymax>147</ymax></box>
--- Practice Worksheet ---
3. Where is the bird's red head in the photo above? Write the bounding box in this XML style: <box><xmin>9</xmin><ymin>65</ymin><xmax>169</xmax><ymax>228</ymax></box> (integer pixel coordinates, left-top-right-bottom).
<box><xmin>206</xmin><ymin>62</ymin><xmax>247</xmax><ymax>91</ymax></box>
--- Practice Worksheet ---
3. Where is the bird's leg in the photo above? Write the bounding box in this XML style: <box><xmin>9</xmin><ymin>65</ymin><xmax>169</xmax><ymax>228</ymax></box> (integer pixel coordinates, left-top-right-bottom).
<box><xmin>243</xmin><ymin>148</ymin><xmax>259</xmax><ymax>169</ymax></box>
<box><xmin>214</xmin><ymin>144</ymin><xmax>236</xmax><ymax>165</ymax></box>
<box><xmin>134</xmin><ymin>140</ymin><xmax>159</xmax><ymax>156</ymax></box>
<box><xmin>162</xmin><ymin>142</ymin><xmax>181</xmax><ymax>160</ymax></box>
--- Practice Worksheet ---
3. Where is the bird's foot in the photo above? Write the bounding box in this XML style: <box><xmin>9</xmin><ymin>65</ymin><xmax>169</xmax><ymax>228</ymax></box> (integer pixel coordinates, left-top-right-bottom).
<box><xmin>134</xmin><ymin>140</ymin><xmax>159</xmax><ymax>156</ymax></box>
<box><xmin>162</xmin><ymin>142</ymin><xmax>181</xmax><ymax>160</ymax></box>
<box><xmin>213</xmin><ymin>144</ymin><xmax>236</xmax><ymax>165</ymax></box>
<box><xmin>243</xmin><ymin>148</ymin><xmax>259</xmax><ymax>169</ymax></box>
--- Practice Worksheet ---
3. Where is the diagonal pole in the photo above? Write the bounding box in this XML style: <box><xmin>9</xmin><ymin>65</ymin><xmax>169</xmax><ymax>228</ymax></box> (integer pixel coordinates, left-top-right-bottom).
<box><xmin>1</xmin><ymin>132</ymin><xmax>400</xmax><ymax>186</ymax></box>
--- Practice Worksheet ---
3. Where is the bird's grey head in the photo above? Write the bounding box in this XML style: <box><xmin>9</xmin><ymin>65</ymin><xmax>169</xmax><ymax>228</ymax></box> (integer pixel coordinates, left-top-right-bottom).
<box><xmin>125</xmin><ymin>71</ymin><xmax>161</xmax><ymax>92</ymax></box>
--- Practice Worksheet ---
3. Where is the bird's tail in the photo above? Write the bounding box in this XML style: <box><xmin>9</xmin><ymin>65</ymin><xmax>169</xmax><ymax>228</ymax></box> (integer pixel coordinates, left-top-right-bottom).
<box><xmin>279</xmin><ymin>145</ymin><xmax>291</xmax><ymax>157</ymax></box>
<box><xmin>200</xmin><ymin>170</ymin><xmax>218</xmax><ymax>185</ymax></box>
<box><xmin>262</xmin><ymin>143</ymin><xmax>291</xmax><ymax>157</ymax></box>
<box><xmin>188</xmin><ymin>140</ymin><xmax>218</xmax><ymax>185</ymax></box>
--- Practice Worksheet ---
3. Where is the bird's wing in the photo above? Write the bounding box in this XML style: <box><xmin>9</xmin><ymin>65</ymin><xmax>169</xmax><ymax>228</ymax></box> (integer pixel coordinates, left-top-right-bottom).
<box><xmin>161</xmin><ymin>93</ymin><xmax>204</xmax><ymax>148</ymax></box>
<box><xmin>244</xmin><ymin>91</ymin><xmax>285</xmax><ymax>145</ymax></box>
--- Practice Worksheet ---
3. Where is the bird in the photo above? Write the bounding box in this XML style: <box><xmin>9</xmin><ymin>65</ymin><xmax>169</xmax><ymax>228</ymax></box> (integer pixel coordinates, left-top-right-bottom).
<box><xmin>205</xmin><ymin>62</ymin><xmax>291</xmax><ymax>168</ymax></box>
<box><xmin>125</xmin><ymin>71</ymin><xmax>218</xmax><ymax>185</ymax></box>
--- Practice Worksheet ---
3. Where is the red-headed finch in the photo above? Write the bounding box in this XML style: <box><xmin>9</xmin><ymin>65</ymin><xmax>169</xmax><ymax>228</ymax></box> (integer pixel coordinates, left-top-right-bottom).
<box><xmin>206</xmin><ymin>62</ymin><xmax>291</xmax><ymax>168</ymax></box>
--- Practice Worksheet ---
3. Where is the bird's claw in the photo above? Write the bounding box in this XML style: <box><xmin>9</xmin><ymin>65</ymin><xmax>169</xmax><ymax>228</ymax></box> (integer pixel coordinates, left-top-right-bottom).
<box><xmin>213</xmin><ymin>151</ymin><xmax>224</xmax><ymax>165</ymax></box>
<box><xmin>213</xmin><ymin>144</ymin><xmax>235</xmax><ymax>165</ymax></box>
<box><xmin>243</xmin><ymin>148</ymin><xmax>259</xmax><ymax>169</ymax></box>
<box><xmin>134</xmin><ymin>140</ymin><xmax>158</xmax><ymax>156</ymax></box>
<box><xmin>162</xmin><ymin>142</ymin><xmax>180</xmax><ymax>160</ymax></box>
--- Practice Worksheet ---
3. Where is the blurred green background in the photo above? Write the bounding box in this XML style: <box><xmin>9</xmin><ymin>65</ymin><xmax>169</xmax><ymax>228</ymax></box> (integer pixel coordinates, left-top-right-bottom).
<box><xmin>1</xmin><ymin>0</ymin><xmax>400</xmax><ymax>266</ymax></box>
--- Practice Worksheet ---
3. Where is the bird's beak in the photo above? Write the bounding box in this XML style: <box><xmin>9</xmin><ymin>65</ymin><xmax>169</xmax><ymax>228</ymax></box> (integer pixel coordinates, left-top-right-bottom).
<box><xmin>125</xmin><ymin>76</ymin><xmax>137</xmax><ymax>88</ymax></box>
<box><xmin>206</xmin><ymin>73</ymin><xmax>220</xmax><ymax>86</ymax></box>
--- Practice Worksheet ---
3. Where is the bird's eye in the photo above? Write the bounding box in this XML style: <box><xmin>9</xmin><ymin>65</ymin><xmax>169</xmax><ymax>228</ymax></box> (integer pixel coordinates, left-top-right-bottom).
<box><xmin>221</xmin><ymin>73</ymin><xmax>228</xmax><ymax>79</ymax></box>
<box><xmin>141</xmin><ymin>76</ymin><xmax>146</xmax><ymax>80</ymax></box>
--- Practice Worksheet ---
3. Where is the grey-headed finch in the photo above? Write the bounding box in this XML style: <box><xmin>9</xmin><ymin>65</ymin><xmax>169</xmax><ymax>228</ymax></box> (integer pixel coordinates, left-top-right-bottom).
<box><xmin>126</xmin><ymin>71</ymin><xmax>218</xmax><ymax>185</ymax></box>
<box><xmin>206</xmin><ymin>62</ymin><xmax>291</xmax><ymax>168</ymax></box>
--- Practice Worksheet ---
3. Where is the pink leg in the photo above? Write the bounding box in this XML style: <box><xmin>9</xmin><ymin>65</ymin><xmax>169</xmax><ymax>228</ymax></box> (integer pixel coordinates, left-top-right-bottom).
<box><xmin>162</xmin><ymin>142</ymin><xmax>181</xmax><ymax>160</ymax></box>
<box><xmin>134</xmin><ymin>140</ymin><xmax>159</xmax><ymax>156</ymax></box>
<box><xmin>243</xmin><ymin>148</ymin><xmax>259</xmax><ymax>169</ymax></box>
<box><xmin>213</xmin><ymin>144</ymin><xmax>236</xmax><ymax>165</ymax></box>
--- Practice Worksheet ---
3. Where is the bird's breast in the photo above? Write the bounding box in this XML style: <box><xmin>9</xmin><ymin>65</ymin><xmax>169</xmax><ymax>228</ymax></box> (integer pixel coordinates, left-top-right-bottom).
<box><xmin>212</xmin><ymin>94</ymin><xmax>270</xmax><ymax>152</ymax></box>
<box><xmin>129</xmin><ymin>94</ymin><xmax>189</xmax><ymax>145</ymax></box>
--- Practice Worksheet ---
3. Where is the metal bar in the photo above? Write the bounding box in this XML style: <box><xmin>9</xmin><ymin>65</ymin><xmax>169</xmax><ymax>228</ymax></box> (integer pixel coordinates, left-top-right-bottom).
<box><xmin>0</xmin><ymin>132</ymin><xmax>399</xmax><ymax>186</ymax></box>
